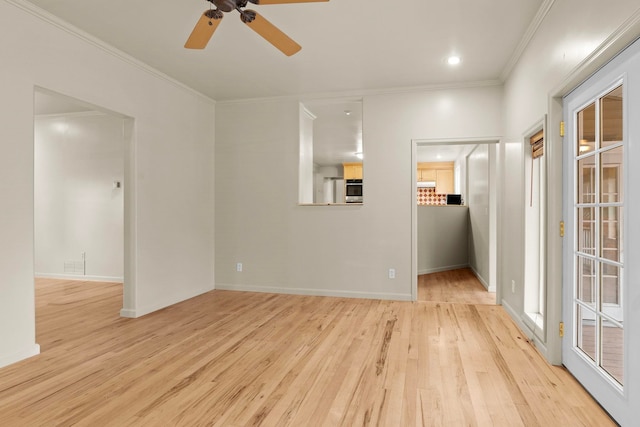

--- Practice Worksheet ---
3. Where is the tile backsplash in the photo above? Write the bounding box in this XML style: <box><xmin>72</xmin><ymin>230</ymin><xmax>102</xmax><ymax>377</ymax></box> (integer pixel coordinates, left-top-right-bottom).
<box><xmin>417</xmin><ymin>187</ymin><xmax>447</xmax><ymax>205</ymax></box>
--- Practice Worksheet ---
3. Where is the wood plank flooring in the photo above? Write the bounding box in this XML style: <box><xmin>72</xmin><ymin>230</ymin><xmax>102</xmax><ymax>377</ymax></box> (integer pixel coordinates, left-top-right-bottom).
<box><xmin>418</xmin><ymin>268</ymin><xmax>496</xmax><ymax>305</ymax></box>
<box><xmin>0</xmin><ymin>277</ymin><xmax>615</xmax><ymax>426</ymax></box>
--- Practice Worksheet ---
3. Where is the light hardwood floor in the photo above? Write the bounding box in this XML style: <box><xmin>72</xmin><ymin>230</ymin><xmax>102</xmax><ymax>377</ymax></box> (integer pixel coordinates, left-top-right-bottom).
<box><xmin>0</xmin><ymin>277</ymin><xmax>615</xmax><ymax>426</ymax></box>
<box><xmin>418</xmin><ymin>268</ymin><xmax>496</xmax><ymax>304</ymax></box>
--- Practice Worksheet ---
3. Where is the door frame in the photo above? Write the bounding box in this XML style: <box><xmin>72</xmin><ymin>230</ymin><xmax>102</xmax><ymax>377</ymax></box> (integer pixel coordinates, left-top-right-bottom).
<box><xmin>560</xmin><ymin>33</ymin><xmax>640</xmax><ymax>423</ymax></box>
<box><xmin>411</xmin><ymin>137</ymin><xmax>500</xmax><ymax>302</ymax></box>
<box><xmin>540</xmin><ymin>11</ymin><xmax>640</xmax><ymax>367</ymax></box>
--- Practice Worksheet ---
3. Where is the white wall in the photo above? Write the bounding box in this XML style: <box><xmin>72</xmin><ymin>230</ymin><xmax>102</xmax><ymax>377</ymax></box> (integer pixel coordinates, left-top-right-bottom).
<box><xmin>215</xmin><ymin>85</ymin><xmax>502</xmax><ymax>300</ymax></box>
<box><xmin>417</xmin><ymin>206</ymin><xmax>468</xmax><ymax>274</ymax></box>
<box><xmin>34</xmin><ymin>113</ymin><xmax>124</xmax><ymax>281</ymax></box>
<box><xmin>467</xmin><ymin>144</ymin><xmax>491</xmax><ymax>289</ymax></box>
<box><xmin>0</xmin><ymin>1</ymin><xmax>215</xmax><ymax>368</ymax></box>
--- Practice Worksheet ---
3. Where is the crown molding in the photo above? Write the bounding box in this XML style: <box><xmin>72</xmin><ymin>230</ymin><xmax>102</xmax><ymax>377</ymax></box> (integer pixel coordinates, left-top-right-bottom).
<box><xmin>499</xmin><ymin>0</ymin><xmax>556</xmax><ymax>82</ymax></box>
<box><xmin>552</xmin><ymin>7</ymin><xmax>640</xmax><ymax>97</ymax></box>
<box><xmin>216</xmin><ymin>79</ymin><xmax>504</xmax><ymax>106</ymax></box>
<box><xmin>4</xmin><ymin>0</ymin><xmax>215</xmax><ymax>105</ymax></box>
<box><xmin>34</xmin><ymin>110</ymin><xmax>106</xmax><ymax>119</ymax></box>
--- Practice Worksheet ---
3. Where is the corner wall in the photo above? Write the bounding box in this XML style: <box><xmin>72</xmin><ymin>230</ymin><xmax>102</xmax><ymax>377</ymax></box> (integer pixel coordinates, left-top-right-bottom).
<box><xmin>417</xmin><ymin>206</ymin><xmax>469</xmax><ymax>274</ymax></box>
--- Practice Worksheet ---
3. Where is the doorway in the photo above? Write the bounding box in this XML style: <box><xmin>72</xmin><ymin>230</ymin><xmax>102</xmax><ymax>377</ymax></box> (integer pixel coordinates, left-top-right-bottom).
<box><xmin>411</xmin><ymin>138</ymin><xmax>499</xmax><ymax>303</ymax></box>
<box><xmin>562</xmin><ymin>37</ymin><xmax>640</xmax><ymax>426</ymax></box>
<box><xmin>33</xmin><ymin>88</ymin><xmax>134</xmax><ymax>333</ymax></box>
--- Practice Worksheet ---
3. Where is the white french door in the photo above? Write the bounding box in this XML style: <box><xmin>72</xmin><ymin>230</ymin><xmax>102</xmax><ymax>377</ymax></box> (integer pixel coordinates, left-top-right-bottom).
<box><xmin>563</xmin><ymin>38</ymin><xmax>640</xmax><ymax>426</ymax></box>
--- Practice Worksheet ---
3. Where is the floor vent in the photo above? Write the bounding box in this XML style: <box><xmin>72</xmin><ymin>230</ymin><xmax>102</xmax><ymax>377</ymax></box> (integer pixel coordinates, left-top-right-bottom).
<box><xmin>64</xmin><ymin>260</ymin><xmax>85</xmax><ymax>275</ymax></box>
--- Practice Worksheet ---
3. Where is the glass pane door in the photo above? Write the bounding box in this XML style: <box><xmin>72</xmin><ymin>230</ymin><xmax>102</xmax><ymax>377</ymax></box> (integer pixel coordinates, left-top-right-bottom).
<box><xmin>573</xmin><ymin>85</ymin><xmax>624</xmax><ymax>386</ymax></box>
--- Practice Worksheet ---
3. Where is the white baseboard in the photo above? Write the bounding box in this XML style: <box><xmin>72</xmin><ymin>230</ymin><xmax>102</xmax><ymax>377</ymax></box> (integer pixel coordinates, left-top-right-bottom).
<box><xmin>215</xmin><ymin>283</ymin><xmax>413</xmax><ymax>302</ymax></box>
<box><xmin>120</xmin><ymin>284</ymin><xmax>216</xmax><ymax>318</ymax></box>
<box><xmin>469</xmin><ymin>265</ymin><xmax>495</xmax><ymax>292</ymax></box>
<box><xmin>418</xmin><ymin>263</ymin><xmax>469</xmax><ymax>276</ymax></box>
<box><xmin>35</xmin><ymin>273</ymin><xmax>123</xmax><ymax>283</ymax></box>
<box><xmin>501</xmin><ymin>299</ymin><xmax>535</xmax><ymax>340</ymax></box>
<box><xmin>501</xmin><ymin>299</ymin><xmax>550</xmax><ymax>360</ymax></box>
<box><xmin>0</xmin><ymin>344</ymin><xmax>40</xmax><ymax>369</ymax></box>
<box><xmin>119</xmin><ymin>308</ymin><xmax>137</xmax><ymax>318</ymax></box>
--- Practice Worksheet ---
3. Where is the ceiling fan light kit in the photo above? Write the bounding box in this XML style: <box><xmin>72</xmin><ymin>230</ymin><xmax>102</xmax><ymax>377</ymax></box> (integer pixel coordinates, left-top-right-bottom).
<box><xmin>185</xmin><ymin>0</ymin><xmax>329</xmax><ymax>56</ymax></box>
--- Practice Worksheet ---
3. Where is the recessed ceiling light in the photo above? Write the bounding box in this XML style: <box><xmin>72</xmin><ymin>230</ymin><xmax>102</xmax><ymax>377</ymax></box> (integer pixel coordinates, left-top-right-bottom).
<box><xmin>447</xmin><ymin>56</ymin><xmax>462</xmax><ymax>65</ymax></box>
<box><xmin>344</xmin><ymin>110</ymin><xmax>351</xmax><ymax>116</ymax></box>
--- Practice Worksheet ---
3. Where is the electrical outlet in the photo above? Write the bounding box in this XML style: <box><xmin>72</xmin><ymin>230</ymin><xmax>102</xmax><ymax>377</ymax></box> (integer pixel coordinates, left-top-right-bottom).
<box><xmin>511</xmin><ymin>280</ymin><xmax>515</xmax><ymax>293</ymax></box>
<box><xmin>236</xmin><ymin>262</ymin><xmax>243</xmax><ymax>272</ymax></box>
<box><xmin>388</xmin><ymin>268</ymin><xmax>396</xmax><ymax>279</ymax></box>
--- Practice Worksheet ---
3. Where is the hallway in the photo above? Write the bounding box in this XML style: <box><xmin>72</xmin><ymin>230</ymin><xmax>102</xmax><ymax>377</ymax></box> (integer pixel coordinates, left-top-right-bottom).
<box><xmin>418</xmin><ymin>268</ymin><xmax>496</xmax><ymax>305</ymax></box>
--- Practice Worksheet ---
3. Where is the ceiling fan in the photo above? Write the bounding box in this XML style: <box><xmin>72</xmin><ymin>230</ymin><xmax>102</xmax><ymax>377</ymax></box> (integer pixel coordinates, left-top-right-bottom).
<box><xmin>185</xmin><ymin>0</ymin><xmax>329</xmax><ymax>56</ymax></box>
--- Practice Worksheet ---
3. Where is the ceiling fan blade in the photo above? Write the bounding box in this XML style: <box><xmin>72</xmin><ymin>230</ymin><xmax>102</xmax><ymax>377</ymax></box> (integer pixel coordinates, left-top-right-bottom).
<box><xmin>185</xmin><ymin>10</ymin><xmax>223</xmax><ymax>49</ymax></box>
<box><xmin>250</xmin><ymin>0</ymin><xmax>329</xmax><ymax>4</ymax></box>
<box><xmin>242</xmin><ymin>10</ymin><xmax>301</xmax><ymax>56</ymax></box>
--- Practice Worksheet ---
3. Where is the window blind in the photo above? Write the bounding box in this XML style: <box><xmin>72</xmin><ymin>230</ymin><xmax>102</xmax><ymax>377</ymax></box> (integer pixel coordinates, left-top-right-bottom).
<box><xmin>530</xmin><ymin>129</ymin><xmax>544</xmax><ymax>159</ymax></box>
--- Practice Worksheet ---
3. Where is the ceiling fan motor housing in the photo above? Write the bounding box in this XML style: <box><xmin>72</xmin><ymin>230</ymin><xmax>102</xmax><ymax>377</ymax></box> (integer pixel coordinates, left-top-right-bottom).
<box><xmin>205</xmin><ymin>9</ymin><xmax>224</xmax><ymax>20</ymax></box>
<box><xmin>207</xmin><ymin>0</ymin><xmax>238</xmax><ymax>13</ymax></box>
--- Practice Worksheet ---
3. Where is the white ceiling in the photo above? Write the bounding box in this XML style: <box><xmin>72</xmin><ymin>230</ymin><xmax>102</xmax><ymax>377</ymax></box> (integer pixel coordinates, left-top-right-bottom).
<box><xmin>25</xmin><ymin>0</ymin><xmax>545</xmax><ymax>101</ymax></box>
<box><xmin>27</xmin><ymin>0</ymin><xmax>545</xmax><ymax>167</ymax></box>
<box><xmin>417</xmin><ymin>144</ymin><xmax>471</xmax><ymax>163</ymax></box>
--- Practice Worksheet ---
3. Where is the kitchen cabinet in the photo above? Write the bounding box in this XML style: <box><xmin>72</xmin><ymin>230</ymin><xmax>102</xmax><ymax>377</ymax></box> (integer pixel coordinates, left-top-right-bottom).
<box><xmin>343</xmin><ymin>162</ymin><xmax>363</xmax><ymax>180</ymax></box>
<box><xmin>417</xmin><ymin>162</ymin><xmax>454</xmax><ymax>193</ymax></box>
<box><xmin>436</xmin><ymin>169</ymin><xmax>454</xmax><ymax>194</ymax></box>
<box><xmin>417</xmin><ymin>167</ymin><xmax>436</xmax><ymax>182</ymax></box>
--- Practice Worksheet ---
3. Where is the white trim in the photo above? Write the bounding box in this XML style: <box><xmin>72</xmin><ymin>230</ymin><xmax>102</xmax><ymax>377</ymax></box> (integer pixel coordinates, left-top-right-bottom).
<box><xmin>469</xmin><ymin>264</ymin><xmax>495</xmax><ymax>292</ymax></box>
<box><xmin>217</xmin><ymin>81</ymin><xmax>503</xmax><ymax>105</ymax></box>
<box><xmin>35</xmin><ymin>273</ymin><xmax>123</xmax><ymax>283</ymax></box>
<box><xmin>0</xmin><ymin>344</ymin><xmax>40</xmax><ymax>369</ymax></box>
<box><xmin>122</xmin><ymin>118</ymin><xmax>137</xmax><ymax>319</ymax></box>
<box><xmin>411</xmin><ymin>139</ymin><xmax>418</xmax><ymax>301</ymax></box>
<box><xmin>216</xmin><ymin>283</ymin><xmax>413</xmax><ymax>302</ymax></box>
<box><xmin>544</xmin><ymin>96</ymin><xmax>564</xmax><ymax>366</ymax></box>
<box><xmin>410</xmin><ymin>136</ymin><xmax>502</xmax><ymax>146</ymax></box>
<box><xmin>34</xmin><ymin>111</ymin><xmax>107</xmax><ymax>119</ymax></box>
<box><xmin>119</xmin><ymin>308</ymin><xmax>137</xmax><ymax>318</ymax></box>
<box><xmin>523</xmin><ymin>311</ymin><xmax>544</xmax><ymax>329</ymax></box>
<box><xmin>5</xmin><ymin>0</ymin><xmax>214</xmax><ymax>105</ymax></box>
<box><xmin>119</xmin><ymin>284</ymin><xmax>216</xmax><ymax>318</ymax></box>
<box><xmin>502</xmin><ymin>299</ymin><xmax>551</xmax><ymax>358</ymax></box>
<box><xmin>502</xmin><ymin>299</ymin><xmax>529</xmax><ymax>333</ymax></box>
<box><xmin>500</xmin><ymin>0</ymin><xmax>556</xmax><ymax>81</ymax></box>
<box><xmin>300</xmin><ymin>105</ymin><xmax>317</xmax><ymax>120</ymax></box>
<box><xmin>552</xmin><ymin>9</ymin><xmax>640</xmax><ymax>97</ymax></box>
<box><xmin>411</xmin><ymin>137</ymin><xmax>501</xmax><ymax>301</ymax></box>
<box><xmin>418</xmin><ymin>264</ymin><xmax>470</xmax><ymax>276</ymax></box>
